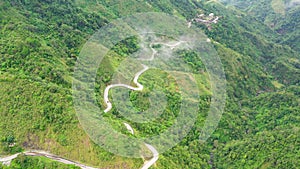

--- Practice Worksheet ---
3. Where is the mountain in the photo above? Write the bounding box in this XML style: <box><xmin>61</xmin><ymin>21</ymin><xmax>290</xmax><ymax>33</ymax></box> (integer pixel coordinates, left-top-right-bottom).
<box><xmin>219</xmin><ymin>0</ymin><xmax>300</xmax><ymax>52</ymax></box>
<box><xmin>0</xmin><ymin>0</ymin><xmax>299</xmax><ymax>168</ymax></box>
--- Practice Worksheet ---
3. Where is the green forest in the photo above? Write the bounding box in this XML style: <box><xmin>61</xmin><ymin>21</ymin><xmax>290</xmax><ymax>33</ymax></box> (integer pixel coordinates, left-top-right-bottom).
<box><xmin>0</xmin><ymin>0</ymin><xmax>299</xmax><ymax>169</ymax></box>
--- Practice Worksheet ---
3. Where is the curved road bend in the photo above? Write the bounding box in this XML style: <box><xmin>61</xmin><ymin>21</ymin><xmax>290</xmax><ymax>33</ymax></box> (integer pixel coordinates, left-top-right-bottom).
<box><xmin>141</xmin><ymin>144</ymin><xmax>159</xmax><ymax>169</ymax></box>
<box><xmin>0</xmin><ymin>151</ymin><xmax>97</xmax><ymax>169</ymax></box>
<box><xmin>103</xmin><ymin>64</ymin><xmax>149</xmax><ymax>113</ymax></box>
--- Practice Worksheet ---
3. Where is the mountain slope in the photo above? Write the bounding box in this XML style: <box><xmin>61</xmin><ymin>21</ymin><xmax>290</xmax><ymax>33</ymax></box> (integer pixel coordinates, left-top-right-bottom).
<box><xmin>0</xmin><ymin>0</ymin><xmax>299</xmax><ymax>168</ymax></box>
<box><xmin>219</xmin><ymin>0</ymin><xmax>300</xmax><ymax>52</ymax></box>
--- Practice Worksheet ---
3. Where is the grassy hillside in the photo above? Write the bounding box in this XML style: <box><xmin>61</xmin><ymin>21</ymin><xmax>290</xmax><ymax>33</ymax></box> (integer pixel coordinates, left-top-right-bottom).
<box><xmin>0</xmin><ymin>0</ymin><xmax>299</xmax><ymax>168</ymax></box>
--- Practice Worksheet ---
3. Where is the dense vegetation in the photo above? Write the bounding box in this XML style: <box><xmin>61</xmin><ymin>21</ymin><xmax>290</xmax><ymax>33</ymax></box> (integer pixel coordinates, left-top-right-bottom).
<box><xmin>0</xmin><ymin>155</ymin><xmax>80</xmax><ymax>169</ymax></box>
<box><xmin>0</xmin><ymin>0</ymin><xmax>299</xmax><ymax>168</ymax></box>
<box><xmin>221</xmin><ymin>0</ymin><xmax>300</xmax><ymax>52</ymax></box>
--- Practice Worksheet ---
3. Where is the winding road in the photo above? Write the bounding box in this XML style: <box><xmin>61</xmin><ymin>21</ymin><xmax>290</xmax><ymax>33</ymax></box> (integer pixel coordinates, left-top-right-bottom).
<box><xmin>103</xmin><ymin>64</ymin><xmax>149</xmax><ymax>113</ymax></box>
<box><xmin>1</xmin><ymin>40</ymin><xmax>186</xmax><ymax>169</ymax></box>
<box><xmin>103</xmin><ymin>40</ymin><xmax>186</xmax><ymax>169</ymax></box>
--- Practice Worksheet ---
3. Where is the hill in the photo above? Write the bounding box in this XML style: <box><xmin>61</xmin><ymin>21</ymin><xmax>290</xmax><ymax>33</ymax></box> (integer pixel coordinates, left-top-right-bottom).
<box><xmin>219</xmin><ymin>0</ymin><xmax>300</xmax><ymax>52</ymax></box>
<box><xmin>0</xmin><ymin>0</ymin><xmax>299</xmax><ymax>168</ymax></box>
